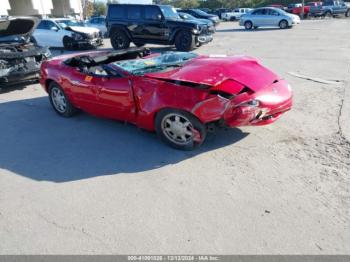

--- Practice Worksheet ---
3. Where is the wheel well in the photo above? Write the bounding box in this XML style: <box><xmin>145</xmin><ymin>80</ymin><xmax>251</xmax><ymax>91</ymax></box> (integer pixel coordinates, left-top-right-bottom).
<box><xmin>279</xmin><ymin>19</ymin><xmax>288</xmax><ymax>26</ymax></box>
<box><xmin>154</xmin><ymin>107</ymin><xmax>205</xmax><ymax>125</ymax></box>
<box><xmin>109</xmin><ymin>26</ymin><xmax>131</xmax><ymax>39</ymax></box>
<box><xmin>245</xmin><ymin>20</ymin><xmax>253</xmax><ymax>25</ymax></box>
<box><xmin>45</xmin><ymin>79</ymin><xmax>54</xmax><ymax>92</ymax></box>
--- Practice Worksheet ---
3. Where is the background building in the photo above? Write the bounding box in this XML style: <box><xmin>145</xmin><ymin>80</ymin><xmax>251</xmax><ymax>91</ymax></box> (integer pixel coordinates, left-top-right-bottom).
<box><xmin>0</xmin><ymin>0</ymin><xmax>83</xmax><ymax>18</ymax></box>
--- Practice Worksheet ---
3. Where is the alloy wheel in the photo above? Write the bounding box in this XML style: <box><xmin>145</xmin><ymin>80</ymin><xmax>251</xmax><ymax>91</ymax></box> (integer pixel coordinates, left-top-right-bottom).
<box><xmin>161</xmin><ymin>113</ymin><xmax>194</xmax><ymax>146</ymax></box>
<box><xmin>51</xmin><ymin>87</ymin><xmax>67</xmax><ymax>113</ymax></box>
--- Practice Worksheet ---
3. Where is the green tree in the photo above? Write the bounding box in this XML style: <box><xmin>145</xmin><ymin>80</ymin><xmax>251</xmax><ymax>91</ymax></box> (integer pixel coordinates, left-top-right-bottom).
<box><xmin>93</xmin><ymin>1</ymin><xmax>107</xmax><ymax>16</ymax></box>
<box><xmin>173</xmin><ymin>0</ymin><xmax>200</xmax><ymax>8</ymax></box>
<box><xmin>107</xmin><ymin>0</ymin><xmax>119</xmax><ymax>4</ymax></box>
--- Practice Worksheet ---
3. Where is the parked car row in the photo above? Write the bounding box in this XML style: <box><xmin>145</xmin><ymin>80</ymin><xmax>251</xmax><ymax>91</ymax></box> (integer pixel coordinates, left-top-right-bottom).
<box><xmin>106</xmin><ymin>4</ymin><xmax>215</xmax><ymax>52</ymax></box>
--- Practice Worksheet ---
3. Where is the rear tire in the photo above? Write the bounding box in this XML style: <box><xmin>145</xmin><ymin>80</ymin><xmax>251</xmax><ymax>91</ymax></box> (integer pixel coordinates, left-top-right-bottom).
<box><xmin>244</xmin><ymin>21</ymin><xmax>253</xmax><ymax>30</ymax></box>
<box><xmin>155</xmin><ymin>109</ymin><xmax>206</xmax><ymax>150</ymax></box>
<box><xmin>174</xmin><ymin>30</ymin><xmax>195</xmax><ymax>51</ymax></box>
<box><xmin>279</xmin><ymin>19</ymin><xmax>288</xmax><ymax>29</ymax></box>
<box><xmin>110</xmin><ymin>29</ymin><xmax>130</xmax><ymax>50</ymax></box>
<box><xmin>48</xmin><ymin>82</ymin><xmax>77</xmax><ymax>117</ymax></box>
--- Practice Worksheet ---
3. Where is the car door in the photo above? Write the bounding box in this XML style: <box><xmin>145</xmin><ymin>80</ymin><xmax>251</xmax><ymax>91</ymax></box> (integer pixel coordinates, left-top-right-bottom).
<box><xmin>266</xmin><ymin>9</ymin><xmax>281</xmax><ymax>26</ymax></box>
<box><xmin>33</xmin><ymin>20</ymin><xmax>65</xmax><ymax>47</ymax></box>
<box><xmin>65</xmin><ymin>68</ymin><xmax>101</xmax><ymax>116</ymax></box>
<box><xmin>337</xmin><ymin>1</ymin><xmax>347</xmax><ymax>14</ymax></box>
<box><xmin>126</xmin><ymin>5</ymin><xmax>144</xmax><ymax>40</ymax></box>
<box><xmin>67</xmin><ymin>66</ymin><xmax>134</xmax><ymax>121</ymax></box>
<box><xmin>93</xmin><ymin>71</ymin><xmax>135</xmax><ymax>122</ymax></box>
<box><xmin>250</xmin><ymin>9</ymin><xmax>265</xmax><ymax>26</ymax></box>
<box><xmin>140</xmin><ymin>5</ymin><xmax>168</xmax><ymax>41</ymax></box>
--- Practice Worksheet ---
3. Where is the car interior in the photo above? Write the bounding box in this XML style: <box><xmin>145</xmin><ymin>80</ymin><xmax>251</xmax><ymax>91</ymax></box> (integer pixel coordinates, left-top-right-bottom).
<box><xmin>64</xmin><ymin>47</ymin><xmax>150</xmax><ymax>76</ymax></box>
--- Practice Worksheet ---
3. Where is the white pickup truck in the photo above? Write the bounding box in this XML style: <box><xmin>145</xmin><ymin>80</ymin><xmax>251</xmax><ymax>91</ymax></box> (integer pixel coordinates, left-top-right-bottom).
<box><xmin>222</xmin><ymin>8</ymin><xmax>253</xmax><ymax>21</ymax></box>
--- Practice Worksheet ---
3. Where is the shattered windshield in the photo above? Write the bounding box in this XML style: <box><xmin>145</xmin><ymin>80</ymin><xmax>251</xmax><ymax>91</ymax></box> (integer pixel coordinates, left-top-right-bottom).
<box><xmin>113</xmin><ymin>52</ymin><xmax>198</xmax><ymax>75</ymax></box>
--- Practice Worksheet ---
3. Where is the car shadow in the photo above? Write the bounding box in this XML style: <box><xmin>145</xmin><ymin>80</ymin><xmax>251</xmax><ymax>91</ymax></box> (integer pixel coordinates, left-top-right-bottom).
<box><xmin>0</xmin><ymin>97</ymin><xmax>249</xmax><ymax>183</ymax></box>
<box><xmin>0</xmin><ymin>83</ymin><xmax>32</xmax><ymax>94</ymax></box>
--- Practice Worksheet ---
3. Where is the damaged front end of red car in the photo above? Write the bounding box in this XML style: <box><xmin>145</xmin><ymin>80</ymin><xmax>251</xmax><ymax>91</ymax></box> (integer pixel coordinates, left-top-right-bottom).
<box><xmin>192</xmin><ymin>77</ymin><xmax>293</xmax><ymax>128</ymax></box>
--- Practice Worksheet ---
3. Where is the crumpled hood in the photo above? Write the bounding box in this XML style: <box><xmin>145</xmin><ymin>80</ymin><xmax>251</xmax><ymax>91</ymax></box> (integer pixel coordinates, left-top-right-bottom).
<box><xmin>68</xmin><ymin>26</ymin><xmax>99</xmax><ymax>35</ymax></box>
<box><xmin>0</xmin><ymin>17</ymin><xmax>39</xmax><ymax>37</ymax></box>
<box><xmin>146</xmin><ymin>55</ymin><xmax>280</xmax><ymax>92</ymax></box>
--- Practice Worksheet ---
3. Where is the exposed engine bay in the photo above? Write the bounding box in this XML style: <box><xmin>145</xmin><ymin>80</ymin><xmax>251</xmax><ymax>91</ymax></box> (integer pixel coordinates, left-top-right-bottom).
<box><xmin>0</xmin><ymin>17</ymin><xmax>51</xmax><ymax>86</ymax></box>
<box><xmin>0</xmin><ymin>42</ymin><xmax>50</xmax><ymax>82</ymax></box>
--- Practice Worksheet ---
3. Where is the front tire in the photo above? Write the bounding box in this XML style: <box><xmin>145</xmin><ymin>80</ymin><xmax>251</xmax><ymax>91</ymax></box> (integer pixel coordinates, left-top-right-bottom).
<box><xmin>324</xmin><ymin>11</ymin><xmax>332</xmax><ymax>18</ymax></box>
<box><xmin>110</xmin><ymin>29</ymin><xmax>130</xmax><ymax>50</ymax></box>
<box><xmin>279</xmin><ymin>19</ymin><xmax>288</xmax><ymax>29</ymax></box>
<box><xmin>155</xmin><ymin>109</ymin><xmax>207</xmax><ymax>150</ymax></box>
<box><xmin>244</xmin><ymin>21</ymin><xmax>253</xmax><ymax>30</ymax></box>
<box><xmin>346</xmin><ymin>9</ymin><xmax>350</xmax><ymax>17</ymax></box>
<box><xmin>63</xmin><ymin>36</ymin><xmax>74</xmax><ymax>50</ymax></box>
<box><xmin>174</xmin><ymin>30</ymin><xmax>195</xmax><ymax>51</ymax></box>
<box><xmin>49</xmin><ymin>82</ymin><xmax>77</xmax><ymax>117</ymax></box>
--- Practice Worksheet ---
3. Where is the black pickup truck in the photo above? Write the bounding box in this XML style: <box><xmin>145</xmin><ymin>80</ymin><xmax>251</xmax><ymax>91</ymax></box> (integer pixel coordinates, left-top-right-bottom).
<box><xmin>106</xmin><ymin>4</ymin><xmax>213</xmax><ymax>51</ymax></box>
<box><xmin>309</xmin><ymin>0</ymin><xmax>350</xmax><ymax>17</ymax></box>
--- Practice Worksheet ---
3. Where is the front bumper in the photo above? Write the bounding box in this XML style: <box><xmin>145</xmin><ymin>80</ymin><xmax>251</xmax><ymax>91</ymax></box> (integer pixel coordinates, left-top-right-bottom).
<box><xmin>192</xmin><ymin>79</ymin><xmax>293</xmax><ymax>128</ymax></box>
<box><xmin>0</xmin><ymin>70</ymin><xmax>40</xmax><ymax>87</ymax></box>
<box><xmin>196</xmin><ymin>34</ymin><xmax>213</xmax><ymax>44</ymax></box>
<box><xmin>224</xmin><ymin>99</ymin><xmax>292</xmax><ymax>127</ymax></box>
<box><xmin>72</xmin><ymin>37</ymin><xmax>103</xmax><ymax>49</ymax></box>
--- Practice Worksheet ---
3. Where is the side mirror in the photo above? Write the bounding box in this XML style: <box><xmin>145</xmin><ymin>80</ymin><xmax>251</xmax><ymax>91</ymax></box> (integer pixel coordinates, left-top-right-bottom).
<box><xmin>51</xmin><ymin>26</ymin><xmax>59</xmax><ymax>31</ymax></box>
<box><xmin>157</xmin><ymin>14</ymin><xmax>163</xmax><ymax>20</ymax></box>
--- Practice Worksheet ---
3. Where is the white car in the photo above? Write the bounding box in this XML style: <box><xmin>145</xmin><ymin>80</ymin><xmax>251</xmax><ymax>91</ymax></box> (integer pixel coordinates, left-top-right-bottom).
<box><xmin>85</xmin><ymin>16</ymin><xmax>107</xmax><ymax>38</ymax></box>
<box><xmin>222</xmin><ymin>8</ymin><xmax>253</xmax><ymax>21</ymax></box>
<box><xmin>33</xmin><ymin>18</ymin><xmax>103</xmax><ymax>50</ymax></box>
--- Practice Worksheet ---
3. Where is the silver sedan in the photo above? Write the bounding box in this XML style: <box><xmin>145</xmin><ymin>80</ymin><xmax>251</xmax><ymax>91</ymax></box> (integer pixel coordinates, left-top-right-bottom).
<box><xmin>239</xmin><ymin>7</ymin><xmax>300</xmax><ymax>30</ymax></box>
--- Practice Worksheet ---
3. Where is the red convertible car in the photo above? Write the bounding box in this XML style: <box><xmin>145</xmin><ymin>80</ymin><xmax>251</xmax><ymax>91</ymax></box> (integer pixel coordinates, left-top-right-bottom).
<box><xmin>40</xmin><ymin>48</ymin><xmax>292</xmax><ymax>150</ymax></box>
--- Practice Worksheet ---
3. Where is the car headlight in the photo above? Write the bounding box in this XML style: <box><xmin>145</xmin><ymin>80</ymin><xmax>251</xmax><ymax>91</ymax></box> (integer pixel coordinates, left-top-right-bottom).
<box><xmin>240</xmin><ymin>100</ymin><xmax>260</xmax><ymax>107</ymax></box>
<box><xmin>192</xmin><ymin>26</ymin><xmax>200</xmax><ymax>34</ymax></box>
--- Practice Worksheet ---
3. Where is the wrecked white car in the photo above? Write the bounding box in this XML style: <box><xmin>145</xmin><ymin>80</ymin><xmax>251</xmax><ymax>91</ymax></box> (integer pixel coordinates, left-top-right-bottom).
<box><xmin>0</xmin><ymin>17</ymin><xmax>50</xmax><ymax>87</ymax></box>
